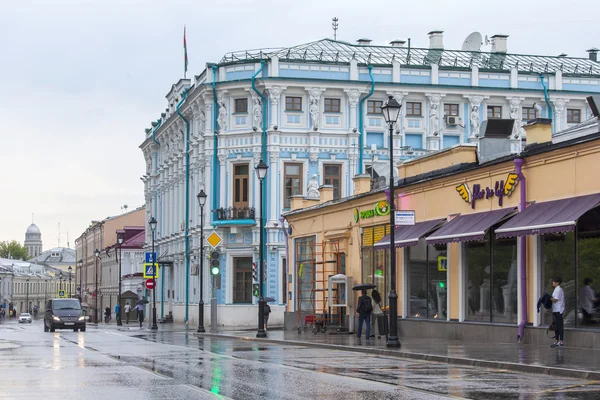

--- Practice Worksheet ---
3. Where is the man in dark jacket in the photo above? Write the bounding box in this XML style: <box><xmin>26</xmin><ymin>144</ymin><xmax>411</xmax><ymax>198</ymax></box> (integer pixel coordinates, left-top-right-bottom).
<box><xmin>356</xmin><ymin>289</ymin><xmax>372</xmax><ymax>340</ymax></box>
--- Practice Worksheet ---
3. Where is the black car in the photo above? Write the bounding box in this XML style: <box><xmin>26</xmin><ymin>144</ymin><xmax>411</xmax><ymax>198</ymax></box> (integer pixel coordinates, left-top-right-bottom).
<box><xmin>44</xmin><ymin>298</ymin><xmax>86</xmax><ymax>332</ymax></box>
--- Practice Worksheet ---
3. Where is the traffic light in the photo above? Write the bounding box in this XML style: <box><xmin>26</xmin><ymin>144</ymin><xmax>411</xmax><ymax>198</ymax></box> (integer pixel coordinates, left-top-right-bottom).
<box><xmin>439</xmin><ymin>281</ymin><xmax>445</xmax><ymax>289</ymax></box>
<box><xmin>252</xmin><ymin>262</ymin><xmax>258</xmax><ymax>282</ymax></box>
<box><xmin>252</xmin><ymin>284</ymin><xmax>259</xmax><ymax>297</ymax></box>
<box><xmin>210</xmin><ymin>251</ymin><xmax>220</xmax><ymax>275</ymax></box>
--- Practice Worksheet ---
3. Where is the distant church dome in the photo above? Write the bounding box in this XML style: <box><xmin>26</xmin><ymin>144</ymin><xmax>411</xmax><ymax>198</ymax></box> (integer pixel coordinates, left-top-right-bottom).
<box><xmin>27</xmin><ymin>224</ymin><xmax>41</xmax><ymax>235</ymax></box>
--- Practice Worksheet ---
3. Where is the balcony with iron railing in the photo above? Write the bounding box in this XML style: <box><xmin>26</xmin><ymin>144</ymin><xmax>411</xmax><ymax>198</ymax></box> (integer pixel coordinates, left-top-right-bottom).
<box><xmin>214</xmin><ymin>207</ymin><xmax>256</xmax><ymax>227</ymax></box>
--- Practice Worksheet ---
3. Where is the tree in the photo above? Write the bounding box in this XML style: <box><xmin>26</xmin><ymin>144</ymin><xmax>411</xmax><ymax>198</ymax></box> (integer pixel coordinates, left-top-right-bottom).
<box><xmin>0</xmin><ymin>240</ymin><xmax>29</xmax><ymax>260</ymax></box>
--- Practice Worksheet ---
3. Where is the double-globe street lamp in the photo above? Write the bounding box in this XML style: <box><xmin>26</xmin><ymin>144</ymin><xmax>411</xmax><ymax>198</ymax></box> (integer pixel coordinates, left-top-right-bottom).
<box><xmin>381</xmin><ymin>95</ymin><xmax>402</xmax><ymax>348</ymax></box>
<box><xmin>94</xmin><ymin>249</ymin><xmax>101</xmax><ymax>323</ymax></box>
<box><xmin>77</xmin><ymin>259</ymin><xmax>83</xmax><ymax>302</ymax></box>
<box><xmin>68</xmin><ymin>266</ymin><xmax>73</xmax><ymax>298</ymax></box>
<box><xmin>196</xmin><ymin>190</ymin><xmax>207</xmax><ymax>333</ymax></box>
<box><xmin>255</xmin><ymin>160</ymin><xmax>268</xmax><ymax>338</ymax></box>
<box><xmin>149</xmin><ymin>217</ymin><xmax>158</xmax><ymax>330</ymax></box>
<box><xmin>116</xmin><ymin>231</ymin><xmax>125</xmax><ymax>326</ymax></box>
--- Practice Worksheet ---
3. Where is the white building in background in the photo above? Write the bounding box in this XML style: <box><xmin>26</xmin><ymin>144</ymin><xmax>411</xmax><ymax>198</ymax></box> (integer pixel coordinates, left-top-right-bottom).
<box><xmin>139</xmin><ymin>31</ymin><xmax>600</xmax><ymax>326</ymax></box>
<box><xmin>24</xmin><ymin>223</ymin><xmax>43</xmax><ymax>258</ymax></box>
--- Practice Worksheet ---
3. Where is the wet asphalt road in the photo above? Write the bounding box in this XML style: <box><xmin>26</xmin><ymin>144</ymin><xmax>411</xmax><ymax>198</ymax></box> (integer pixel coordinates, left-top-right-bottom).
<box><xmin>1</xmin><ymin>320</ymin><xmax>600</xmax><ymax>399</ymax></box>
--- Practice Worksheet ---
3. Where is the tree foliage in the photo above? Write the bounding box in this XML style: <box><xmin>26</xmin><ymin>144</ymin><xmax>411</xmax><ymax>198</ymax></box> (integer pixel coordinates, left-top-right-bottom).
<box><xmin>0</xmin><ymin>240</ymin><xmax>29</xmax><ymax>260</ymax></box>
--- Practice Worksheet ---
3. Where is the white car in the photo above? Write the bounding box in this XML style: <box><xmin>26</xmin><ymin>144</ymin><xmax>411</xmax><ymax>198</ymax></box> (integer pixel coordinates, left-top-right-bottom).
<box><xmin>18</xmin><ymin>313</ymin><xmax>32</xmax><ymax>323</ymax></box>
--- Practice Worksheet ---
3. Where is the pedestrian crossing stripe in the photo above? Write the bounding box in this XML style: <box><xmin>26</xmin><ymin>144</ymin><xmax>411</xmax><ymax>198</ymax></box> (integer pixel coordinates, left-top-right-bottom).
<box><xmin>143</xmin><ymin>263</ymin><xmax>159</xmax><ymax>279</ymax></box>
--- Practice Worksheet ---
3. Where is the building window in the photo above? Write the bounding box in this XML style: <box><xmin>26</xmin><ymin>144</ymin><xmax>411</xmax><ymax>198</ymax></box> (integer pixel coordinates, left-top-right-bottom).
<box><xmin>443</xmin><ymin>104</ymin><xmax>459</xmax><ymax>116</ymax></box>
<box><xmin>408</xmin><ymin>241</ymin><xmax>448</xmax><ymax>319</ymax></box>
<box><xmin>323</xmin><ymin>164</ymin><xmax>341</xmax><ymax>200</ymax></box>
<box><xmin>465</xmin><ymin>234</ymin><xmax>517</xmax><ymax>323</ymax></box>
<box><xmin>234</xmin><ymin>98</ymin><xmax>248</xmax><ymax>113</ymax></box>
<box><xmin>567</xmin><ymin>109</ymin><xmax>581</xmax><ymax>124</ymax></box>
<box><xmin>325</xmin><ymin>116</ymin><xmax>340</xmax><ymax>125</ymax></box>
<box><xmin>286</xmin><ymin>114</ymin><xmax>301</xmax><ymax>124</ymax></box>
<box><xmin>361</xmin><ymin>225</ymin><xmax>391</xmax><ymax>312</ymax></box>
<box><xmin>522</xmin><ymin>107</ymin><xmax>537</xmax><ymax>122</ymax></box>
<box><xmin>233</xmin><ymin>257</ymin><xmax>252</xmax><ymax>304</ymax></box>
<box><xmin>324</xmin><ymin>98</ymin><xmax>341</xmax><ymax>113</ymax></box>
<box><xmin>296</xmin><ymin>236</ymin><xmax>316</xmax><ymax>312</ymax></box>
<box><xmin>368</xmin><ymin>118</ymin><xmax>382</xmax><ymax>127</ymax></box>
<box><xmin>235</xmin><ymin>116</ymin><xmax>247</xmax><ymax>125</ymax></box>
<box><xmin>487</xmin><ymin>106</ymin><xmax>502</xmax><ymax>119</ymax></box>
<box><xmin>233</xmin><ymin>164</ymin><xmax>249</xmax><ymax>208</ymax></box>
<box><xmin>284</xmin><ymin>163</ymin><xmax>303</xmax><ymax>209</ymax></box>
<box><xmin>285</xmin><ymin>96</ymin><xmax>302</xmax><ymax>111</ymax></box>
<box><xmin>406</xmin><ymin>102</ymin><xmax>422</xmax><ymax>117</ymax></box>
<box><xmin>367</xmin><ymin>100</ymin><xmax>383</xmax><ymax>114</ymax></box>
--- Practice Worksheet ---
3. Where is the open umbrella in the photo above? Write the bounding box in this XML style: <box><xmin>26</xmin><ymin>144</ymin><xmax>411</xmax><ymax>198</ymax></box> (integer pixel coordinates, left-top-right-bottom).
<box><xmin>352</xmin><ymin>283</ymin><xmax>377</xmax><ymax>291</ymax></box>
<box><xmin>136</xmin><ymin>299</ymin><xmax>149</xmax><ymax>305</ymax></box>
<box><xmin>264</xmin><ymin>297</ymin><xmax>276</xmax><ymax>303</ymax></box>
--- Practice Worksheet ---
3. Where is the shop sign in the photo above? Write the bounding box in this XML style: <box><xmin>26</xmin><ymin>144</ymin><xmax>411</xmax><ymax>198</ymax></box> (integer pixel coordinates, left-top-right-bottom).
<box><xmin>456</xmin><ymin>172</ymin><xmax>519</xmax><ymax>209</ymax></box>
<box><xmin>353</xmin><ymin>201</ymin><xmax>390</xmax><ymax>222</ymax></box>
<box><xmin>395</xmin><ymin>210</ymin><xmax>415</xmax><ymax>226</ymax></box>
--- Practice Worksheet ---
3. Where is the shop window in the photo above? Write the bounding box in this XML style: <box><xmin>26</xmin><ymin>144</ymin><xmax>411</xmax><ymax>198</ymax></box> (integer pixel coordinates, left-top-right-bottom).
<box><xmin>281</xmin><ymin>258</ymin><xmax>287</xmax><ymax>304</ymax></box>
<box><xmin>465</xmin><ymin>234</ymin><xmax>517</xmax><ymax>323</ymax></box>
<box><xmin>233</xmin><ymin>257</ymin><xmax>252</xmax><ymax>304</ymax></box>
<box><xmin>296</xmin><ymin>236</ymin><xmax>316</xmax><ymax>312</ymax></box>
<box><xmin>407</xmin><ymin>242</ymin><xmax>447</xmax><ymax>319</ymax></box>
<box><xmin>284</xmin><ymin>163</ymin><xmax>303</xmax><ymax>209</ymax></box>
<box><xmin>361</xmin><ymin>225</ymin><xmax>392</xmax><ymax>312</ymax></box>
<box><xmin>323</xmin><ymin>164</ymin><xmax>341</xmax><ymax>200</ymax></box>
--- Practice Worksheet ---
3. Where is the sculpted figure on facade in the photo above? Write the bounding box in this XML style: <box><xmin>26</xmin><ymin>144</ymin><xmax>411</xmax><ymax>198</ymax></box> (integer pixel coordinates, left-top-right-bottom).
<box><xmin>553</xmin><ymin>98</ymin><xmax>567</xmax><ymax>130</ymax></box>
<box><xmin>509</xmin><ymin>97</ymin><xmax>522</xmax><ymax>138</ymax></box>
<box><xmin>389</xmin><ymin>92</ymin><xmax>404</xmax><ymax>134</ymax></box>
<box><xmin>306</xmin><ymin>174</ymin><xmax>320</xmax><ymax>199</ymax></box>
<box><xmin>253</xmin><ymin>96</ymin><xmax>262</xmax><ymax>130</ymax></box>
<box><xmin>196</xmin><ymin>110</ymin><xmax>206</xmax><ymax>137</ymax></box>
<box><xmin>310</xmin><ymin>98</ymin><xmax>319</xmax><ymax>130</ymax></box>
<box><xmin>468</xmin><ymin>95</ymin><xmax>484</xmax><ymax>137</ymax></box>
<box><xmin>217</xmin><ymin>99</ymin><xmax>228</xmax><ymax>132</ymax></box>
<box><xmin>427</xmin><ymin>94</ymin><xmax>442</xmax><ymax>136</ymax></box>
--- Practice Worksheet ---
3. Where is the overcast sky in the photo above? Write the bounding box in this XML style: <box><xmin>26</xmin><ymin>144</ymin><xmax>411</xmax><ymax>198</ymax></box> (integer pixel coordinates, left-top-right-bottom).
<box><xmin>0</xmin><ymin>0</ymin><xmax>597</xmax><ymax>249</ymax></box>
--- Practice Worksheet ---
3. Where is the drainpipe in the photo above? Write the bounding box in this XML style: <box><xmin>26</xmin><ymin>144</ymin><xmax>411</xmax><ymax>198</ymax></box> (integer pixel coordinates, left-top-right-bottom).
<box><xmin>176</xmin><ymin>89</ymin><xmax>191</xmax><ymax>324</ymax></box>
<box><xmin>251</xmin><ymin>60</ymin><xmax>268</xmax><ymax>161</ymax></box>
<box><xmin>539</xmin><ymin>74</ymin><xmax>553</xmax><ymax>120</ymax></box>
<box><xmin>514</xmin><ymin>157</ymin><xmax>527</xmax><ymax>343</ymax></box>
<box><xmin>212</xmin><ymin>65</ymin><xmax>219</xmax><ymax>222</ymax></box>
<box><xmin>357</xmin><ymin>65</ymin><xmax>375</xmax><ymax>174</ymax></box>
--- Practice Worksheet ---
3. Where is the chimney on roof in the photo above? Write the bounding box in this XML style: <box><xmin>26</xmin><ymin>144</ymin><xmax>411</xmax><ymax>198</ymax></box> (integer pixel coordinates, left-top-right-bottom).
<box><xmin>389</xmin><ymin>40</ymin><xmax>406</xmax><ymax>47</ymax></box>
<box><xmin>558</xmin><ymin>53</ymin><xmax>568</xmax><ymax>57</ymax></box>
<box><xmin>491</xmin><ymin>35</ymin><xmax>509</xmax><ymax>53</ymax></box>
<box><xmin>587</xmin><ymin>48</ymin><xmax>599</xmax><ymax>62</ymax></box>
<box><xmin>428</xmin><ymin>31</ymin><xmax>444</xmax><ymax>49</ymax></box>
<box><xmin>357</xmin><ymin>38</ymin><xmax>372</xmax><ymax>46</ymax></box>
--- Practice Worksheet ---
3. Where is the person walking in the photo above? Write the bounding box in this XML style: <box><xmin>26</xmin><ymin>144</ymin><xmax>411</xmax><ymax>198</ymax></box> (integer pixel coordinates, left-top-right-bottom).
<box><xmin>551</xmin><ymin>276</ymin><xmax>565</xmax><ymax>348</ymax></box>
<box><xmin>104</xmin><ymin>306</ymin><xmax>111</xmax><ymax>323</ymax></box>
<box><xmin>133</xmin><ymin>303</ymin><xmax>144</xmax><ymax>328</ymax></box>
<box><xmin>124</xmin><ymin>303</ymin><xmax>131</xmax><ymax>324</ymax></box>
<box><xmin>115</xmin><ymin>303</ymin><xmax>121</xmax><ymax>325</ymax></box>
<box><xmin>370</xmin><ymin>289</ymin><xmax>383</xmax><ymax>339</ymax></box>
<box><xmin>356</xmin><ymin>289</ymin><xmax>373</xmax><ymax>340</ymax></box>
<box><xmin>264</xmin><ymin>303</ymin><xmax>271</xmax><ymax>331</ymax></box>
<box><xmin>580</xmin><ymin>278</ymin><xmax>598</xmax><ymax>324</ymax></box>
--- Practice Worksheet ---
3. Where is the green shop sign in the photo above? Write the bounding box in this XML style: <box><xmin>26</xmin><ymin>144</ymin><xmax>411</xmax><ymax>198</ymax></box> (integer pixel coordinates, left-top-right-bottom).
<box><xmin>353</xmin><ymin>201</ymin><xmax>390</xmax><ymax>222</ymax></box>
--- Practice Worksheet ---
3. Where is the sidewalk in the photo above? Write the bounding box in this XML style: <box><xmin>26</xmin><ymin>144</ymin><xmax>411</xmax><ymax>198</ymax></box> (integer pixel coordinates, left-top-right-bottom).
<box><xmin>96</xmin><ymin>321</ymin><xmax>600</xmax><ymax>380</ymax></box>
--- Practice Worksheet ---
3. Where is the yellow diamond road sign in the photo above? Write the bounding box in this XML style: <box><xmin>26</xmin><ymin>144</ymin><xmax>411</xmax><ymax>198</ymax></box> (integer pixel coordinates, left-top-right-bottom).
<box><xmin>206</xmin><ymin>231</ymin><xmax>222</xmax><ymax>248</ymax></box>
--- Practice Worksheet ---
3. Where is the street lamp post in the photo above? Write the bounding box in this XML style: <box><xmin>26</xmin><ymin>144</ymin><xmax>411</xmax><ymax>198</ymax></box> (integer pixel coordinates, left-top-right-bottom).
<box><xmin>59</xmin><ymin>272</ymin><xmax>63</xmax><ymax>291</ymax></box>
<box><xmin>68</xmin><ymin>266</ymin><xmax>73</xmax><ymax>298</ymax></box>
<box><xmin>94</xmin><ymin>249</ymin><xmax>100</xmax><ymax>323</ymax></box>
<box><xmin>26</xmin><ymin>279</ymin><xmax>29</xmax><ymax>314</ymax></box>
<box><xmin>149</xmin><ymin>217</ymin><xmax>159</xmax><ymax>330</ymax></box>
<box><xmin>196</xmin><ymin>190</ymin><xmax>207</xmax><ymax>333</ymax></box>
<box><xmin>255</xmin><ymin>160</ymin><xmax>268</xmax><ymax>338</ymax></box>
<box><xmin>381</xmin><ymin>95</ymin><xmax>402</xmax><ymax>348</ymax></box>
<box><xmin>116</xmin><ymin>231</ymin><xmax>125</xmax><ymax>326</ymax></box>
<box><xmin>77</xmin><ymin>259</ymin><xmax>83</xmax><ymax>302</ymax></box>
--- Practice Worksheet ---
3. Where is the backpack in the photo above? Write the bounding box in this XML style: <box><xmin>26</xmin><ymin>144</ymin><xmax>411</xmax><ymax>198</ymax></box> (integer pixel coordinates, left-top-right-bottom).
<box><xmin>359</xmin><ymin>296</ymin><xmax>373</xmax><ymax>314</ymax></box>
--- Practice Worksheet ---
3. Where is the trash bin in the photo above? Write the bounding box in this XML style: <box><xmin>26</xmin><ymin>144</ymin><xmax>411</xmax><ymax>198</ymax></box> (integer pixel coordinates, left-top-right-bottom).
<box><xmin>377</xmin><ymin>313</ymin><xmax>389</xmax><ymax>336</ymax></box>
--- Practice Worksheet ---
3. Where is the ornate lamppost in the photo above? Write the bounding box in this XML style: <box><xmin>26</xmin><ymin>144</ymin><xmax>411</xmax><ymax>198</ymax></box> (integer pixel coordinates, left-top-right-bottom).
<box><xmin>255</xmin><ymin>160</ymin><xmax>268</xmax><ymax>338</ymax></box>
<box><xmin>149</xmin><ymin>217</ymin><xmax>158</xmax><ymax>330</ymax></box>
<box><xmin>116</xmin><ymin>231</ymin><xmax>125</xmax><ymax>326</ymax></box>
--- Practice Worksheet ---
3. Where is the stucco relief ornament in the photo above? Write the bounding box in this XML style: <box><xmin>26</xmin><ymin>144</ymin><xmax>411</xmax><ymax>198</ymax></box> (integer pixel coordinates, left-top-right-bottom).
<box><xmin>268</xmin><ymin>86</ymin><xmax>283</xmax><ymax>104</ymax></box>
<box><xmin>306</xmin><ymin>174</ymin><xmax>320</xmax><ymax>200</ymax></box>
<box><xmin>346</xmin><ymin>89</ymin><xmax>360</xmax><ymax>107</ymax></box>
<box><xmin>253</xmin><ymin>97</ymin><xmax>262</xmax><ymax>130</ymax></box>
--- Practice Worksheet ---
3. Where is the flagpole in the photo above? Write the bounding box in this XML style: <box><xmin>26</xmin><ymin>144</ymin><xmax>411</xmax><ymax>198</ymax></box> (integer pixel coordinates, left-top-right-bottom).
<box><xmin>183</xmin><ymin>25</ymin><xmax>187</xmax><ymax>79</ymax></box>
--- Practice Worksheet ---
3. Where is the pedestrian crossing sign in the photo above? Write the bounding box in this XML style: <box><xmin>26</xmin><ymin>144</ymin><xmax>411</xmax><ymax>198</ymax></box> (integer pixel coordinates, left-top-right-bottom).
<box><xmin>143</xmin><ymin>263</ymin><xmax>159</xmax><ymax>279</ymax></box>
<box><xmin>58</xmin><ymin>290</ymin><xmax>66</xmax><ymax>298</ymax></box>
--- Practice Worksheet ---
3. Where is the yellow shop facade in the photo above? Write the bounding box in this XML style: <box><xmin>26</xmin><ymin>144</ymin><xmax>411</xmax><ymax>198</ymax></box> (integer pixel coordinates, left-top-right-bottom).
<box><xmin>283</xmin><ymin>118</ymin><xmax>600</xmax><ymax>346</ymax></box>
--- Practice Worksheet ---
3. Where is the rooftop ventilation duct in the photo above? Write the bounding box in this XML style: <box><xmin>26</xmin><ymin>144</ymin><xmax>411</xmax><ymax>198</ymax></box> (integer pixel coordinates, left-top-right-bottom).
<box><xmin>491</xmin><ymin>34</ymin><xmax>509</xmax><ymax>53</ymax></box>
<box><xmin>428</xmin><ymin>31</ymin><xmax>444</xmax><ymax>49</ymax></box>
<box><xmin>357</xmin><ymin>38</ymin><xmax>372</xmax><ymax>45</ymax></box>
<box><xmin>389</xmin><ymin>40</ymin><xmax>406</xmax><ymax>47</ymax></box>
<box><xmin>478</xmin><ymin>119</ymin><xmax>515</xmax><ymax>163</ymax></box>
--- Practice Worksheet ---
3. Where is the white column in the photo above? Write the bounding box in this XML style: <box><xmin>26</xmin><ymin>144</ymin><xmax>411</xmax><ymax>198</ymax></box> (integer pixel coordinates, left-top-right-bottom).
<box><xmin>205</xmin><ymin>159</ymin><xmax>212</xmax><ymax>223</ymax></box>
<box><xmin>219</xmin><ymin>154</ymin><xmax>227</xmax><ymax>211</ymax></box>
<box><xmin>552</xmin><ymin>98</ymin><xmax>567</xmax><ymax>132</ymax></box>
<box><xmin>345</xmin><ymin>89</ymin><xmax>360</xmax><ymax>132</ymax></box>
<box><xmin>269</xmin><ymin>152</ymin><xmax>279</xmax><ymax>224</ymax></box>
<box><xmin>267</xmin><ymin>86</ymin><xmax>284</xmax><ymax>129</ymax></box>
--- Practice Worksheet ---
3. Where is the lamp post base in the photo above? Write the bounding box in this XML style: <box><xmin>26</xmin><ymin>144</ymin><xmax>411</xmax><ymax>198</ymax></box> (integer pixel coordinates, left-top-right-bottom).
<box><xmin>151</xmin><ymin>307</ymin><xmax>158</xmax><ymax>330</ymax></box>
<box><xmin>257</xmin><ymin>298</ymin><xmax>267</xmax><ymax>338</ymax></box>
<box><xmin>386</xmin><ymin>289</ymin><xmax>401</xmax><ymax>348</ymax></box>
<box><xmin>197</xmin><ymin>300</ymin><xmax>205</xmax><ymax>333</ymax></box>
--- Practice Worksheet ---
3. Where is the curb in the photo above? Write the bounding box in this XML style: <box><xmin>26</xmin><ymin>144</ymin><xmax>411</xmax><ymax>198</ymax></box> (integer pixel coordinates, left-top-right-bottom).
<box><xmin>196</xmin><ymin>332</ymin><xmax>600</xmax><ymax>381</ymax></box>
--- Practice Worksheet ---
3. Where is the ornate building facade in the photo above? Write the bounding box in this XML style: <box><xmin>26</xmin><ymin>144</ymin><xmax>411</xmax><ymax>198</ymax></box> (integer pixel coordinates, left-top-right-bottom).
<box><xmin>24</xmin><ymin>224</ymin><xmax>43</xmax><ymax>258</ymax></box>
<box><xmin>139</xmin><ymin>32</ymin><xmax>600</xmax><ymax>326</ymax></box>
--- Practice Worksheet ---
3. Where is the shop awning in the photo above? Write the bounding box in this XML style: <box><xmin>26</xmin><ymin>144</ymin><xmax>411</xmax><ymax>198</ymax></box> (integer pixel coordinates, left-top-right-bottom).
<box><xmin>426</xmin><ymin>208</ymin><xmax>517</xmax><ymax>245</ymax></box>
<box><xmin>374</xmin><ymin>219</ymin><xmax>446</xmax><ymax>248</ymax></box>
<box><xmin>495</xmin><ymin>193</ymin><xmax>600</xmax><ymax>238</ymax></box>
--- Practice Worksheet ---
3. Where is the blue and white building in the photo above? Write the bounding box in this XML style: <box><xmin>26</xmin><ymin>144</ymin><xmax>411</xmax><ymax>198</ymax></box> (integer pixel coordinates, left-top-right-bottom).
<box><xmin>139</xmin><ymin>32</ymin><xmax>600</xmax><ymax>326</ymax></box>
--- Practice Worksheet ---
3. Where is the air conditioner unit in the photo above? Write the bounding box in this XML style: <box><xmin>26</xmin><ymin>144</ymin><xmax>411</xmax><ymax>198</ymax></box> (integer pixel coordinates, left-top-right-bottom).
<box><xmin>445</xmin><ymin>115</ymin><xmax>458</xmax><ymax>126</ymax></box>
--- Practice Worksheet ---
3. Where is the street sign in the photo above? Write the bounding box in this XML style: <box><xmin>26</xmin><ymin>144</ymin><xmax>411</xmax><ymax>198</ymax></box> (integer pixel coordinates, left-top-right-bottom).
<box><xmin>206</xmin><ymin>231</ymin><xmax>222</xmax><ymax>248</ymax></box>
<box><xmin>58</xmin><ymin>290</ymin><xmax>66</xmax><ymax>298</ymax></box>
<box><xmin>143</xmin><ymin>263</ymin><xmax>159</xmax><ymax>279</ymax></box>
<box><xmin>145</xmin><ymin>252</ymin><xmax>157</xmax><ymax>263</ymax></box>
<box><xmin>395</xmin><ymin>210</ymin><xmax>415</xmax><ymax>226</ymax></box>
<box><xmin>145</xmin><ymin>279</ymin><xmax>156</xmax><ymax>290</ymax></box>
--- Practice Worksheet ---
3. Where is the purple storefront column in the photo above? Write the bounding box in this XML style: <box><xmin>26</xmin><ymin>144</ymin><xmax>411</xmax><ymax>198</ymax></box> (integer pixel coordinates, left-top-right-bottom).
<box><xmin>515</xmin><ymin>158</ymin><xmax>528</xmax><ymax>343</ymax></box>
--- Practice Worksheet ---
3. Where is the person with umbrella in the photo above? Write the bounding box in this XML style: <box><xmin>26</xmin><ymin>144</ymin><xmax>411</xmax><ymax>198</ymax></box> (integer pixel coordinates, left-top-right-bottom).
<box><xmin>133</xmin><ymin>299</ymin><xmax>147</xmax><ymax>328</ymax></box>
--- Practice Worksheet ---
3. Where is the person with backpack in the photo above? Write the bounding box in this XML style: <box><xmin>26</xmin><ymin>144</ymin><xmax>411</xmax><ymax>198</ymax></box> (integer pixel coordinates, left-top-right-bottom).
<box><xmin>356</xmin><ymin>289</ymin><xmax>373</xmax><ymax>340</ymax></box>
<box><xmin>264</xmin><ymin>303</ymin><xmax>272</xmax><ymax>331</ymax></box>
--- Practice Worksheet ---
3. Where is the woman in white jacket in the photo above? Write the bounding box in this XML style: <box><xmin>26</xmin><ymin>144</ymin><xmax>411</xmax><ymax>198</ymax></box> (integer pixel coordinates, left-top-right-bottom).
<box><xmin>370</xmin><ymin>289</ymin><xmax>383</xmax><ymax>338</ymax></box>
